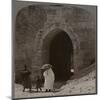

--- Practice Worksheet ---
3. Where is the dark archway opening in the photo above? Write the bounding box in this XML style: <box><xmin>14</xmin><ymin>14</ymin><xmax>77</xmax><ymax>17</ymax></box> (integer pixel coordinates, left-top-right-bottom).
<box><xmin>49</xmin><ymin>31</ymin><xmax>73</xmax><ymax>82</ymax></box>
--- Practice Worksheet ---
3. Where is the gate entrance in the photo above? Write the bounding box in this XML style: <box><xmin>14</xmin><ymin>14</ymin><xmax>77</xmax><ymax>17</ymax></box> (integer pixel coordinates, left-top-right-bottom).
<box><xmin>49</xmin><ymin>31</ymin><xmax>73</xmax><ymax>81</ymax></box>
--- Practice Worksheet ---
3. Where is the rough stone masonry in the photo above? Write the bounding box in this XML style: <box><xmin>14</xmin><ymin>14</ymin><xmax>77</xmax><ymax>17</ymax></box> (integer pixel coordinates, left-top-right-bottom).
<box><xmin>14</xmin><ymin>1</ymin><xmax>96</xmax><ymax>83</ymax></box>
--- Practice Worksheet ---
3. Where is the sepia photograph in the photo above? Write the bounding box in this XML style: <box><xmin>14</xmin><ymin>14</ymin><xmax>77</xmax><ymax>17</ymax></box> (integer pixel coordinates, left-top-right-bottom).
<box><xmin>12</xmin><ymin>0</ymin><xmax>97</xmax><ymax>99</ymax></box>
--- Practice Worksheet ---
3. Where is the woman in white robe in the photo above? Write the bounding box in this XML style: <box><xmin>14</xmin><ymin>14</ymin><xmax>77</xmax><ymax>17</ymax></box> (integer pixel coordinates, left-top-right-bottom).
<box><xmin>41</xmin><ymin>64</ymin><xmax>55</xmax><ymax>92</ymax></box>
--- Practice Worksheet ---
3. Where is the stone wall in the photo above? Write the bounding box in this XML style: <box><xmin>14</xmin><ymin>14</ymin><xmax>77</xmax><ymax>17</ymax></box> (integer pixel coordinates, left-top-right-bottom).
<box><xmin>14</xmin><ymin>2</ymin><xmax>96</xmax><ymax>82</ymax></box>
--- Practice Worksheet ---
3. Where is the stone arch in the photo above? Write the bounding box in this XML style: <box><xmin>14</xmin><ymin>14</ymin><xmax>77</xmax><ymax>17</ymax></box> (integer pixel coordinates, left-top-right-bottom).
<box><xmin>42</xmin><ymin>29</ymin><xmax>74</xmax><ymax>81</ymax></box>
<box><xmin>33</xmin><ymin>23</ymin><xmax>80</xmax><ymax>75</ymax></box>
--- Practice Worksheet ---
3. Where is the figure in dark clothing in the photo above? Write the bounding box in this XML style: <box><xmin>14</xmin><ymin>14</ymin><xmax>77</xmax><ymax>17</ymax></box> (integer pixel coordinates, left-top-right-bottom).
<box><xmin>21</xmin><ymin>65</ymin><xmax>32</xmax><ymax>92</ymax></box>
<box><xmin>36</xmin><ymin>75</ymin><xmax>42</xmax><ymax>92</ymax></box>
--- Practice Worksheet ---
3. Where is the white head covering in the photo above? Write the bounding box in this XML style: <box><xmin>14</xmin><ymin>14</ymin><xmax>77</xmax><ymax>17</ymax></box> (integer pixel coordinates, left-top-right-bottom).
<box><xmin>41</xmin><ymin>64</ymin><xmax>52</xmax><ymax>70</ymax></box>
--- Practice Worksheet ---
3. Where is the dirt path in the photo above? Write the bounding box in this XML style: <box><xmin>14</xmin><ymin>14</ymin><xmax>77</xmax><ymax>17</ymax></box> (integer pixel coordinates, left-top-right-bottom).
<box><xmin>14</xmin><ymin>70</ymin><xmax>96</xmax><ymax>99</ymax></box>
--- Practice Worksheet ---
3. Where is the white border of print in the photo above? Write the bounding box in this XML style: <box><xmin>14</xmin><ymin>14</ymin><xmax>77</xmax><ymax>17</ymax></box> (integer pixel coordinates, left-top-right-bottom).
<box><xmin>0</xmin><ymin>0</ymin><xmax>99</xmax><ymax>100</ymax></box>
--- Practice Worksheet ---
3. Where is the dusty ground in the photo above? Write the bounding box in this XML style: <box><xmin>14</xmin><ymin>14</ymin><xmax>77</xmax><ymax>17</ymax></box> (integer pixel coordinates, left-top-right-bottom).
<box><xmin>14</xmin><ymin>69</ymin><xmax>96</xmax><ymax>99</ymax></box>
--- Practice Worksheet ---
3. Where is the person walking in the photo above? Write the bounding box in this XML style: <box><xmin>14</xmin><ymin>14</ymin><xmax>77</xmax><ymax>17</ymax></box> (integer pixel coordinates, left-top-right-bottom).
<box><xmin>41</xmin><ymin>64</ymin><xmax>55</xmax><ymax>92</ymax></box>
<box><xmin>21</xmin><ymin>65</ymin><xmax>32</xmax><ymax>92</ymax></box>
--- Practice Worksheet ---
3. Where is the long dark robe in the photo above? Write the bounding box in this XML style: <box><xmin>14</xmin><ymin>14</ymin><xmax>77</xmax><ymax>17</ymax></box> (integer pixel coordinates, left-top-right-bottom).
<box><xmin>21</xmin><ymin>70</ymin><xmax>32</xmax><ymax>89</ymax></box>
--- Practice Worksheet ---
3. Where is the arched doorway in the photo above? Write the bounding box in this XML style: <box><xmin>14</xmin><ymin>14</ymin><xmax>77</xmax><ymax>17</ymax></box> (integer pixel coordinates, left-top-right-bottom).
<box><xmin>49</xmin><ymin>31</ymin><xmax>73</xmax><ymax>81</ymax></box>
<box><xmin>42</xmin><ymin>29</ymin><xmax>73</xmax><ymax>82</ymax></box>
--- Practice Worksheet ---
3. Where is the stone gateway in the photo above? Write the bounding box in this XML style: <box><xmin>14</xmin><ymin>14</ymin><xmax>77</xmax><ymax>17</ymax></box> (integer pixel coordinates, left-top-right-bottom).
<box><xmin>14</xmin><ymin>2</ymin><xmax>96</xmax><ymax>83</ymax></box>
